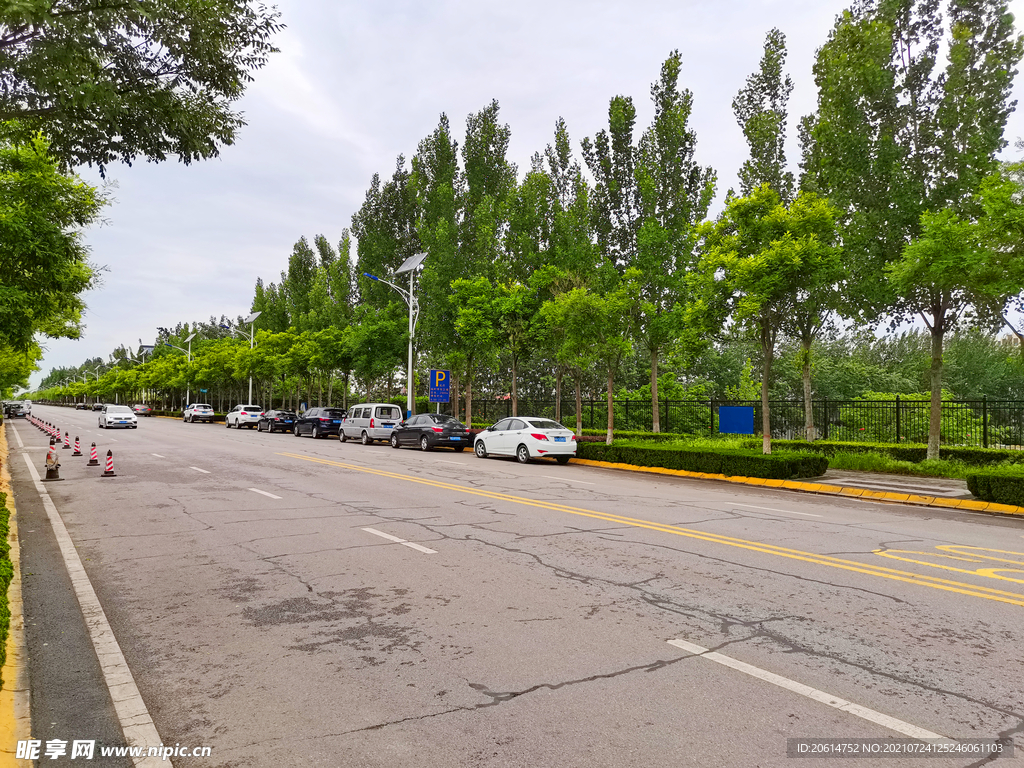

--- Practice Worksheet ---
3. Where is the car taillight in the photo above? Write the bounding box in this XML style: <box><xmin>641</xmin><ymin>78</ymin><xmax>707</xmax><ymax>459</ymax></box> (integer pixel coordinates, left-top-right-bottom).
<box><xmin>370</xmin><ymin>418</ymin><xmax>374</xmax><ymax>428</ymax></box>
<box><xmin>431</xmin><ymin>427</ymin><xmax>443</xmax><ymax>433</ymax></box>
<box><xmin>531</xmin><ymin>433</ymin><xmax>549</xmax><ymax>441</ymax></box>
<box><xmin>320</xmin><ymin>418</ymin><xmax>330</xmax><ymax>422</ymax></box>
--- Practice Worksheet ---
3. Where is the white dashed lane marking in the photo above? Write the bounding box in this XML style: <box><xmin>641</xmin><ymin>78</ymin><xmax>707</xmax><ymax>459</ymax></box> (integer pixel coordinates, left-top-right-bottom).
<box><xmin>152</xmin><ymin>453</ymin><xmax>165</xmax><ymax>458</ymax></box>
<box><xmin>730</xmin><ymin>503</ymin><xmax>821</xmax><ymax>518</ymax></box>
<box><xmin>361</xmin><ymin>527</ymin><xmax>437</xmax><ymax>554</ymax></box>
<box><xmin>249</xmin><ymin>488</ymin><xmax>282</xmax><ymax>499</ymax></box>
<box><xmin>189</xmin><ymin>467</ymin><xmax>211</xmax><ymax>474</ymax></box>
<box><xmin>541</xmin><ymin>475</ymin><xmax>595</xmax><ymax>485</ymax></box>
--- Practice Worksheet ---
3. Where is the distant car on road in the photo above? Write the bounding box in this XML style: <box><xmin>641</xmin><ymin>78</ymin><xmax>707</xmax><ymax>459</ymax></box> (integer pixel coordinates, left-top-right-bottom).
<box><xmin>99</xmin><ymin>404</ymin><xmax>138</xmax><ymax>429</ymax></box>
<box><xmin>257</xmin><ymin>410</ymin><xmax>297</xmax><ymax>433</ymax></box>
<box><xmin>293</xmin><ymin>407</ymin><xmax>346</xmax><ymax>438</ymax></box>
<box><xmin>75</xmin><ymin>403</ymin><xmax>89</xmax><ymax>411</ymax></box>
<box><xmin>473</xmin><ymin>417</ymin><xmax>576</xmax><ymax>464</ymax></box>
<box><xmin>132</xmin><ymin>404</ymin><xmax>153</xmax><ymax>416</ymax></box>
<box><xmin>183</xmin><ymin>403</ymin><xmax>215</xmax><ymax>423</ymax></box>
<box><xmin>91</xmin><ymin>402</ymin><xmax>104</xmax><ymax>411</ymax></box>
<box><xmin>390</xmin><ymin>413</ymin><xmax>471</xmax><ymax>452</ymax></box>
<box><xmin>225</xmin><ymin>405</ymin><xmax>263</xmax><ymax>429</ymax></box>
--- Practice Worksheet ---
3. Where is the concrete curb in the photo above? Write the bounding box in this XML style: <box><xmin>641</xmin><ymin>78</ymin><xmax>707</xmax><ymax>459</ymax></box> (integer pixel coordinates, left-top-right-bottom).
<box><xmin>0</xmin><ymin>425</ymin><xmax>32</xmax><ymax>766</ymax></box>
<box><xmin>569</xmin><ymin>458</ymin><xmax>1024</xmax><ymax>518</ymax></box>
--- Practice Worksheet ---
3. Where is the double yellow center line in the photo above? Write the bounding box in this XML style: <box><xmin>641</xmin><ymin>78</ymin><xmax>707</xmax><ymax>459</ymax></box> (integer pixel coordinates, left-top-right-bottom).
<box><xmin>279</xmin><ymin>452</ymin><xmax>1024</xmax><ymax>609</ymax></box>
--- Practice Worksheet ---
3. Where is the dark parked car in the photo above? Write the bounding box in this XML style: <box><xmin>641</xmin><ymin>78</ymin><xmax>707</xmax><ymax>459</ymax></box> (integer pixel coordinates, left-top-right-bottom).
<box><xmin>91</xmin><ymin>402</ymin><xmax>105</xmax><ymax>411</ymax></box>
<box><xmin>257</xmin><ymin>410</ymin><xmax>297</xmax><ymax>433</ymax></box>
<box><xmin>75</xmin><ymin>402</ymin><xmax>89</xmax><ymax>410</ymax></box>
<box><xmin>390</xmin><ymin>412</ymin><xmax>471</xmax><ymax>451</ymax></box>
<box><xmin>293</xmin><ymin>407</ymin><xmax>347</xmax><ymax>438</ymax></box>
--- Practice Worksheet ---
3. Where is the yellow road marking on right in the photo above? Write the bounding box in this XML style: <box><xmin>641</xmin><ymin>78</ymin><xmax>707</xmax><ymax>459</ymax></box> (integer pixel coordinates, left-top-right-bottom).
<box><xmin>279</xmin><ymin>452</ymin><xmax>1024</xmax><ymax>609</ymax></box>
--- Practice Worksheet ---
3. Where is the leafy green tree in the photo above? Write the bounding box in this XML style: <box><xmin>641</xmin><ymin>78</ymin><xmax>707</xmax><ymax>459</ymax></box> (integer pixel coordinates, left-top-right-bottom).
<box><xmin>450</xmin><ymin>276</ymin><xmax>498</xmax><ymax>426</ymax></box>
<box><xmin>493</xmin><ymin>281</ymin><xmax>537</xmax><ymax>416</ymax></box>
<box><xmin>0</xmin><ymin>0</ymin><xmax>282</xmax><ymax>170</ymax></box>
<box><xmin>634</xmin><ymin>51</ymin><xmax>716</xmax><ymax>432</ymax></box>
<box><xmin>695</xmin><ymin>186</ymin><xmax>842</xmax><ymax>453</ymax></box>
<box><xmin>733</xmin><ymin>28</ymin><xmax>795</xmax><ymax>201</ymax></box>
<box><xmin>0</xmin><ymin>127</ymin><xmax>104</xmax><ymax>351</ymax></box>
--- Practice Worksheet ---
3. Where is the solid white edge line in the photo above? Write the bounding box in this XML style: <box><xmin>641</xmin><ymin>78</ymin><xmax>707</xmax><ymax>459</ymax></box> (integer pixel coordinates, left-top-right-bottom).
<box><xmin>731</xmin><ymin>503</ymin><xmax>821</xmax><ymax>518</ymax></box>
<box><xmin>24</xmin><ymin>454</ymin><xmax>172</xmax><ymax>768</ymax></box>
<box><xmin>361</xmin><ymin>527</ymin><xmax>437</xmax><ymax>554</ymax></box>
<box><xmin>667</xmin><ymin>639</ymin><xmax>948</xmax><ymax>742</ymax></box>
<box><xmin>189</xmin><ymin>467</ymin><xmax>211</xmax><ymax>474</ymax></box>
<box><xmin>541</xmin><ymin>475</ymin><xmax>595</xmax><ymax>485</ymax></box>
<box><xmin>10</xmin><ymin>424</ymin><xmax>23</xmax><ymax>448</ymax></box>
<box><xmin>248</xmin><ymin>488</ymin><xmax>282</xmax><ymax>500</ymax></box>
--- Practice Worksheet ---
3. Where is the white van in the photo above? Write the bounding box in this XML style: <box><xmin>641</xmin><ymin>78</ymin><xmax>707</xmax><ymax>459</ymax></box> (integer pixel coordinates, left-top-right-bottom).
<box><xmin>340</xmin><ymin>403</ymin><xmax>404</xmax><ymax>444</ymax></box>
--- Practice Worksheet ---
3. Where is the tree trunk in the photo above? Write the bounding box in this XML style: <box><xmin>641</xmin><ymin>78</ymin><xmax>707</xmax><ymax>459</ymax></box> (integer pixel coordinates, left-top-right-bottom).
<box><xmin>575</xmin><ymin>375</ymin><xmax>583</xmax><ymax>437</ymax></box>
<box><xmin>555</xmin><ymin>368</ymin><xmax>562</xmax><ymax>424</ymax></box>
<box><xmin>801</xmin><ymin>336</ymin><xmax>815</xmax><ymax>441</ymax></box>
<box><xmin>318</xmin><ymin>374</ymin><xmax>323</xmax><ymax>406</ymax></box>
<box><xmin>650</xmin><ymin>346</ymin><xmax>660</xmax><ymax>433</ymax></box>
<box><xmin>465</xmin><ymin>374</ymin><xmax>473</xmax><ymax>428</ymax></box>
<box><xmin>511</xmin><ymin>356</ymin><xmax>518</xmax><ymax>417</ymax></box>
<box><xmin>761</xmin><ymin>334</ymin><xmax>773</xmax><ymax>455</ymax></box>
<box><xmin>343</xmin><ymin>374</ymin><xmax>349</xmax><ymax>409</ymax></box>
<box><xmin>606</xmin><ymin>369</ymin><xmax>615</xmax><ymax>445</ymax></box>
<box><xmin>928</xmin><ymin>325</ymin><xmax>944</xmax><ymax>461</ymax></box>
<box><xmin>452</xmin><ymin>370</ymin><xmax>461</xmax><ymax>422</ymax></box>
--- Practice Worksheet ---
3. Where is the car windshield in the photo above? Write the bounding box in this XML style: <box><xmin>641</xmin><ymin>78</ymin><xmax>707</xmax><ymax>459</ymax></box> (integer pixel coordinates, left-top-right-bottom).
<box><xmin>275</xmin><ymin>412</ymin><xmax>296</xmax><ymax>418</ymax></box>
<box><xmin>243</xmin><ymin>406</ymin><xmax>262</xmax><ymax>412</ymax></box>
<box><xmin>525</xmin><ymin>419</ymin><xmax>567</xmax><ymax>430</ymax></box>
<box><xmin>194</xmin><ymin>404</ymin><xmax>212</xmax><ymax>409</ymax></box>
<box><xmin>430</xmin><ymin>414</ymin><xmax>458</xmax><ymax>424</ymax></box>
<box><xmin>322</xmin><ymin>409</ymin><xmax>345</xmax><ymax>418</ymax></box>
<box><xmin>376</xmin><ymin>406</ymin><xmax>402</xmax><ymax>419</ymax></box>
<box><xmin>107</xmin><ymin>406</ymin><xmax>133</xmax><ymax>414</ymax></box>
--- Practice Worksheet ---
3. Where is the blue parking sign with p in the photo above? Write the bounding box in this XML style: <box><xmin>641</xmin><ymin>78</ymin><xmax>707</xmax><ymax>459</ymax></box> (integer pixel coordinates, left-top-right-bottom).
<box><xmin>429</xmin><ymin>369</ymin><xmax>450</xmax><ymax>403</ymax></box>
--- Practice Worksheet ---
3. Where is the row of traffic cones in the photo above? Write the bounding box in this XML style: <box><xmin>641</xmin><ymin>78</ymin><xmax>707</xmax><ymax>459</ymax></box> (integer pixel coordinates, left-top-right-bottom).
<box><xmin>30</xmin><ymin>416</ymin><xmax>116</xmax><ymax>481</ymax></box>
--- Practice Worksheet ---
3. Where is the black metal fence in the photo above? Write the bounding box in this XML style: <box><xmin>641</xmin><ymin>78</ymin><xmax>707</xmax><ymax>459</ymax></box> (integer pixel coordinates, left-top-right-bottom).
<box><xmin>449</xmin><ymin>396</ymin><xmax>1024</xmax><ymax>448</ymax></box>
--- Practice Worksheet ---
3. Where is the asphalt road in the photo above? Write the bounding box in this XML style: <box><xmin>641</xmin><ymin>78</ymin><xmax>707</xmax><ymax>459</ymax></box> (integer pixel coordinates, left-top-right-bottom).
<box><xmin>6</xmin><ymin>405</ymin><xmax>1024</xmax><ymax>767</ymax></box>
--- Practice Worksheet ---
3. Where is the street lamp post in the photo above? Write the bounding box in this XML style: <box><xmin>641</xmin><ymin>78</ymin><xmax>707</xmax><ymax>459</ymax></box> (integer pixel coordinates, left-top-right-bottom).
<box><xmin>363</xmin><ymin>252</ymin><xmax>427</xmax><ymax>419</ymax></box>
<box><xmin>220</xmin><ymin>312</ymin><xmax>262</xmax><ymax>405</ymax></box>
<box><xmin>164</xmin><ymin>332</ymin><xmax>197</xmax><ymax>408</ymax></box>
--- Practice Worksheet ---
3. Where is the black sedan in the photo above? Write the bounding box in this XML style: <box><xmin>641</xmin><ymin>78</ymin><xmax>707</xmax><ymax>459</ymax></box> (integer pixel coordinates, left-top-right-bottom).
<box><xmin>293</xmin><ymin>407</ymin><xmax>346</xmax><ymax>438</ymax></box>
<box><xmin>389</xmin><ymin>413</ymin><xmax>471</xmax><ymax>451</ymax></box>
<box><xmin>257</xmin><ymin>410</ymin><xmax>297</xmax><ymax>433</ymax></box>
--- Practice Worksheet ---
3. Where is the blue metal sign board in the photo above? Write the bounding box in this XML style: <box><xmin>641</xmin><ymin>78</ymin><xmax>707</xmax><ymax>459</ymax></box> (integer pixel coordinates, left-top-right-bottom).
<box><xmin>429</xmin><ymin>369</ymin><xmax>450</xmax><ymax>403</ymax></box>
<box><xmin>718</xmin><ymin>406</ymin><xmax>754</xmax><ymax>435</ymax></box>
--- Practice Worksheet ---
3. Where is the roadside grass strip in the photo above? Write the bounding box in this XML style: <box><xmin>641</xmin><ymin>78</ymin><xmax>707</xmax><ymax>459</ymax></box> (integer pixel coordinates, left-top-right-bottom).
<box><xmin>570</xmin><ymin>458</ymin><xmax>1024</xmax><ymax>518</ymax></box>
<box><xmin>279</xmin><ymin>451</ymin><xmax>1024</xmax><ymax>609</ymax></box>
<box><xmin>667</xmin><ymin>639</ymin><xmax>948</xmax><ymax>741</ymax></box>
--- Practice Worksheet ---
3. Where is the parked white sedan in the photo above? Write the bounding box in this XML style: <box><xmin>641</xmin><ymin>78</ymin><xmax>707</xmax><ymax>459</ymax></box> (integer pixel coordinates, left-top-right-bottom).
<box><xmin>99</xmin><ymin>405</ymin><xmax>138</xmax><ymax>429</ymax></box>
<box><xmin>473</xmin><ymin>417</ymin><xmax>577</xmax><ymax>464</ymax></box>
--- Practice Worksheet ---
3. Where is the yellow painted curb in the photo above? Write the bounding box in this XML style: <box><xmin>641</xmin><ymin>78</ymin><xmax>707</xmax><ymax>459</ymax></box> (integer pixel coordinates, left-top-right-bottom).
<box><xmin>0</xmin><ymin>425</ymin><xmax>32</xmax><ymax>767</ymax></box>
<box><xmin>568</xmin><ymin>456</ymin><xmax>1024</xmax><ymax>518</ymax></box>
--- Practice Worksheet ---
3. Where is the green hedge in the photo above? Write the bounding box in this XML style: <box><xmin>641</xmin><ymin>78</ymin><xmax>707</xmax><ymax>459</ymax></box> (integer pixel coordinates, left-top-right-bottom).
<box><xmin>577</xmin><ymin>442</ymin><xmax>828</xmax><ymax>479</ymax></box>
<box><xmin>966</xmin><ymin>469</ymin><xmax>1024</xmax><ymax>506</ymax></box>
<box><xmin>0</xmin><ymin>493</ymin><xmax>12</xmax><ymax>685</ymax></box>
<box><xmin>581</xmin><ymin>429</ymin><xmax>694</xmax><ymax>442</ymax></box>
<box><xmin>743</xmin><ymin>439</ymin><xmax>1024</xmax><ymax>467</ymax></box>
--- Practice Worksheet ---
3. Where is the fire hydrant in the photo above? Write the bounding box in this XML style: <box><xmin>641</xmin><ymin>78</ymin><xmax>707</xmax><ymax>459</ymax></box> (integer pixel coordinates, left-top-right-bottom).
<box><xmin>44</xmin><ymin>444</ymin><xmax>63</xmax><ymax>481</ymax></box>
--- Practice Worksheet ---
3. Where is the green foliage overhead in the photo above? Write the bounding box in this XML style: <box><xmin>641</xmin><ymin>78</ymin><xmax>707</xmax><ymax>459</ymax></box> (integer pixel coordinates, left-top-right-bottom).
<box><xmin>0</xmin><ymin>0</ymin><xmax>283</xmax><ymax>171</ymax></box>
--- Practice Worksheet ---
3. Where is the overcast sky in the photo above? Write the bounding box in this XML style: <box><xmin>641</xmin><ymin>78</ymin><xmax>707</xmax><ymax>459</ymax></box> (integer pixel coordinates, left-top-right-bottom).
<box><xmin>29</xmin><ymin>0</ymin><xmax>1024</xmax><ymax>387</ymax></box>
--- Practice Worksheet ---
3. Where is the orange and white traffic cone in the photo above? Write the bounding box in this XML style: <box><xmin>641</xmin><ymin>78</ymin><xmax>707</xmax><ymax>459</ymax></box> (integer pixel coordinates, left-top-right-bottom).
<box><xmin>87</xmin><ymin>443</ymin><xmax>100</xmax><ymax>467</ymax></box>
<box><xmin>44</xmin><ymin>443</ymin><xmax>63</xmax><ymax>481</ymax></box>
<box><xmin>72</xmin><ymin>436</ymin><xmax>82</xmax><ymax>456</ymax></box>
<box><xmin>101</xmin><ymin>450</ymin><xmax>116</xmax><ymax>478</ymax></box>
<box><xmin>63</xmin><ymin>430</ymin><xmax>71</xmax><ymax>449</ymax></box>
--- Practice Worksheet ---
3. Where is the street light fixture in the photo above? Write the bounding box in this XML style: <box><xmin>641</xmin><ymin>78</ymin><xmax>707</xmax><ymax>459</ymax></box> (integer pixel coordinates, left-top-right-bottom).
<box><xmin>363</xmin><ymin>251</ymin><xmax>426</xmax><ymax>419</ymax></box>
<box><xmin>164</xmin><ymin>332</ymin><xmax>197</xmax><ymax>406</ymax></box>
<box><xmin>219</xmin><ymin>311</ymin><xmax>261</xmax><ymax>404</ymax></box>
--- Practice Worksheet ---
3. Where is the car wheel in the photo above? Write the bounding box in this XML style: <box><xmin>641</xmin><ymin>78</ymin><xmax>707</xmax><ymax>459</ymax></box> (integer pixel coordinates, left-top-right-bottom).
<box><xmin>390</xmin><ymin>433</ymin><xmax>400</xmax><ymax>449</ymax></box>
<box><xmin>516</xmin><ymin>444</ymin><xmax>530</xmax><ymax>464</ymax></box>
<box><xmin>474</xmin><ymin>440</ymin><xmax>487</xmax><ymax>458</ymax></box>
<box><xmin>225</xmin><ymin>419</ymin><xmax>231</xmax><ymax>428</ymax></box>
<box><xmin>257</xmin><ymin>421</ymin><xmax>263</xmax><ymax>432</ymax></box>
<box><xmin>340</xmin><ymin>431</ymin><xmax>347</xmax><ymax>443</ymax></box>
<box><xmin>555</xmin><ymin>456</ymin><xmax>570</xmax><ymax>465</ymax></box>
<box><xmin>420</xmin><ymin>435</ymin><xmax>431</xmax><ymax>452</ymax></box>
<box><xmin>183</xmin><ymin>415</ymin><xmax>188</xmax><ymax>423</ymax></box>
<box><xmin>268</xmin><ymin>423</ymin><xmax>275</xmax><ymax>434</ymax></box>
<box><xmin>293</xmin><ymin>425</ymin><xmax>300</xmax><ymax>437</ymax></box>
<box><xmin>361</xmin><ymin>431</ymin><xmax>371</xmax><ymax>445</ymax></box>
<box><xmin>312</xmin><ymin>426</ymin><xmax>320</xmax><ymax>439</ymax></box>
<box><xmin>98</xmin><ymin>421</ymin><xmax>104</xmax><ymax>429</ymax></box>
